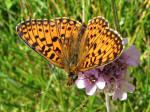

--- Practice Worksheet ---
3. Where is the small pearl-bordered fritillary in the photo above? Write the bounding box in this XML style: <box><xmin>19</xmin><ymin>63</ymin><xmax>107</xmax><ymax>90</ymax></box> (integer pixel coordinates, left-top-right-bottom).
<box><xmin>16</xmin><ymin>17</ymin><xmax>124</xmax><ymax>85</ymax></box>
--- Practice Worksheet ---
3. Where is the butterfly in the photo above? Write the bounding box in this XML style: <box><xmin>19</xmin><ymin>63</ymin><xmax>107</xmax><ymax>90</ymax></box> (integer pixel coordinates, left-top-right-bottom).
<box><xmin>16</xmin><ymin>16</ymin><xmax>124</xmax><ymax>85</ymax></box>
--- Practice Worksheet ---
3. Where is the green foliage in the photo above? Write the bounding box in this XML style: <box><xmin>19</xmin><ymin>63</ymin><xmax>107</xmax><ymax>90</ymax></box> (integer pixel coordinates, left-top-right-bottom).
<box><xmin>0</xmin><ymin>0</ymin><xmax>150</xmax><ymax>111</ymax></box>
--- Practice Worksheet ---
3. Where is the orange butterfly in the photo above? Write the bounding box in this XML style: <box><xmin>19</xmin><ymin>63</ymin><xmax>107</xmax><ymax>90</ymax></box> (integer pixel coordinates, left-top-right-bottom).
<box><xmin>16</xmin><ymin>17</ymin><xmax>124</xmax><ymax>85</ymax></box>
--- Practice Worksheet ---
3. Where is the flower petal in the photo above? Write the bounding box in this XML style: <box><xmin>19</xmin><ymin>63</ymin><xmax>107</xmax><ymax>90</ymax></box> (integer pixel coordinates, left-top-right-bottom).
<box><xmin>75</xmin><ymin>79</ymin><xmax>86</xmax><ymax>89</ymax></box>
<box><xmin>113</xmin><ymin>88</ymin><xmax>124</xmax><ymax>100</ymax></box>
<box><xmin>122</xmin><ymin>38</ymin><xmax>128</xmax><ymax>45</ymax></box>
<box><xmin>124</xmin><ymin>45</ymin><xmax>141</xmax><ymax>66</ymax></box>
<box><xmin>86</xmin><ymin>85</ymin><xmax>97</xmax><ymax>96</ymax></box>
<box><xmin>123</xmin><ymin>81</ymin><xmax>135</xmax><ymax>93</ymax></box>
<box><xmin>120</xmin><ymin>92</ymin><xmax>127</xmax><ymax>100</ymax></box>
<box><xmin>96</xmin><ymin>78</ymin><xmax>105</xmax><ymax>89</ymax></box>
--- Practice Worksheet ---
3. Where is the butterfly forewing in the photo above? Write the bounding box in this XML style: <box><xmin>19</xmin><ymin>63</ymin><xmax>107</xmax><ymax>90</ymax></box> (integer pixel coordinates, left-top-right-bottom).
<box><xmin>86</xmin><ymin>17</ymin><xmax>109</xmax><ymax>48</ymax></box>
<box><xmin>78</xmin><ymin>17</ymin><xmax>124</xmax><ymax>71</ymax></box>
<box><xmin>78</xmin><ymin>17</ymin><xmax>109</xmax><ymax>64</ymax></box>
<box><xmin>16</xmin><ymin>18</ymin><xmax>82</xmax><ymax>68</ymax></box>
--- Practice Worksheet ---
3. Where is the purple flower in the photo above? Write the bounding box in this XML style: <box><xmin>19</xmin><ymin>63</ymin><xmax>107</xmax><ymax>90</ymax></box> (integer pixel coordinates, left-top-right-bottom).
<box><xmin>122</xmin><ymin>45</ymin><xmax>140</xmax><ymax>66</ymax></box>
<box><xmin>76</xmin><ymin>69</ymin><xmax>105</xmax><ymax>95</ymax></box>
<box><xmin>76</xmin><ymin>45</ymin><xmax>140</xmax><ymax>100</ymax></box>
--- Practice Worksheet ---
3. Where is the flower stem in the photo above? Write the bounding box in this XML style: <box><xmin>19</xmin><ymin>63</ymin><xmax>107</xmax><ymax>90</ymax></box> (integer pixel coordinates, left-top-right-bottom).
<box><xmin>105</xmin><ymin>93</ymin><xmax>111</xmax><ymax>112</ymax></box>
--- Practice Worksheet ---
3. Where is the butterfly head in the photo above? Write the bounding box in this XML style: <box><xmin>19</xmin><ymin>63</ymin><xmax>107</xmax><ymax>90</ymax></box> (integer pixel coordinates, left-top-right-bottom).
<box><xmin>67</xmin><ymin>72</ymin><xmax>78</xmax><ymax>86</ymax></box>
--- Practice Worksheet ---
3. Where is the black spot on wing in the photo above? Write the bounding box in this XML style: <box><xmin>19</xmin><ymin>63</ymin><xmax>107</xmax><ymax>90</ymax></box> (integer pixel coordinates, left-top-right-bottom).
<box><xmin>32</xmin><ymin>42</ymin><xmax>38</xmax><ymax>49</ymax></box>
<box><xmin>52</xmin><ymin>36</ymin><xmax>58</xmax><ymax>42</ymax></box>
<box><xmin>50</xmin><ymin>53</ymin><xmax>55</xmax><ymax>59</ymax></box>
<box><xmin>98</xmin><ymin>49</ymin><xmax>101</xmax><ymax>55</ymax></box>
<box><xmin>54</xmin><ymin>47</ymin><xmax>61</xmax><ymax>53</ymax></box>
<box><xmin>44</xmin><ymin>48</ymin><xmax>51</xmax><ymax>56</ymax></box>
<box><xmin>40</xmin><ymin>38</ymin><xmax>46</xmax><ymax>42</ymax></box>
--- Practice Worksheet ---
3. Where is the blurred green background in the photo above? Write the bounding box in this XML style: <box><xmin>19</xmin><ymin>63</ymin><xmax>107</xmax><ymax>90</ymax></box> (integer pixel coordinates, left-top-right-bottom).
<box><xmin>0</xmin><ymin>0</ymin><xmax>150</xmax><ymax>112</ymax></box>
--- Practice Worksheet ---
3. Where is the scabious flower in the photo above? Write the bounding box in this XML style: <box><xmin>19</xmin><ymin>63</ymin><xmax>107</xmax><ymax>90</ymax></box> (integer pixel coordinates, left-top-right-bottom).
<box><xmin>76</xmin><ymin>45</ymin><xmax>140</xmax><ymax>100</ymax></box>
<box><xmin>76</xmin><ymin>69</ymin><xmax>106</xmax><ymax>95</ymax></box>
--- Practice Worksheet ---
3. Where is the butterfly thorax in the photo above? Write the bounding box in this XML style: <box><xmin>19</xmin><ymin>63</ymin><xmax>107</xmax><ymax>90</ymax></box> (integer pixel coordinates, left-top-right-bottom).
<box><xmin>66</xmin><ymin>55</ymin><xmax>80</xmax><ymax>85</ymax></box>
<box><xmin>66</xmin><ymin>23</ymin><xmax>87</xmax><ymax>85</ymax></box>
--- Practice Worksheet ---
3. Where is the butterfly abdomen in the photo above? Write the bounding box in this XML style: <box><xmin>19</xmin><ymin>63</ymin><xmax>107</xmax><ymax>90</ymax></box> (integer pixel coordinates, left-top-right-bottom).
<box><xmin>67</xmin><ymin>72</ymin><xmax>78</xmax><ymax>86</ymax></box>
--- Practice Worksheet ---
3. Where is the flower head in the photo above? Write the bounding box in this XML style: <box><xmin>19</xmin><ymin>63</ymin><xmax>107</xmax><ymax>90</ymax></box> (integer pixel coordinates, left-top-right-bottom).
<box><xmin>76</xmin><ymin>69</ymin><xmax>105</xmax><ymax>95</ymax></box>
<box><xmin>76</xmin><ymin>45</ymin><xmax>140</xmax><ymax>100</ymax></box>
